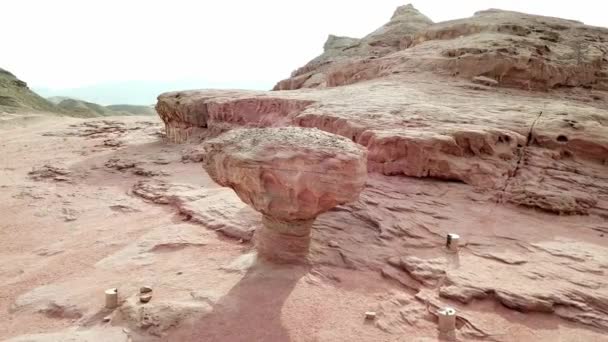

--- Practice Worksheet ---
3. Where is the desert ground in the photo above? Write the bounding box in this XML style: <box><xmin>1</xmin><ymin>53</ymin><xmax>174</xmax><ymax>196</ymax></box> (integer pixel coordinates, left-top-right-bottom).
<box><xmin>0</xmin><ymin>111</ymin><xmax>605</xmax><ymax>341</ymax></box>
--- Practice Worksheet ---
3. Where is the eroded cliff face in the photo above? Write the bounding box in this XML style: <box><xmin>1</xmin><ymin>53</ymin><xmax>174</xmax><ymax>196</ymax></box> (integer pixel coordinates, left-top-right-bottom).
<box><xmin>274</xmin><ymin>7</ymin><xmax>608</xmax><ymax>92</ymax></box>
<box><xmin>157</xmin><ymin>77</ymin><xmax>608</xmax><ymax>217</ymax></box>
<box><xmin>273</xmin><ymin>4</ymin><xmax>434</xmax><ymax>90</ymax></box>
<box><xmin>156</xmin><ymin>89</ymin><xmax>314</xmax><ymax>142</ymax></box>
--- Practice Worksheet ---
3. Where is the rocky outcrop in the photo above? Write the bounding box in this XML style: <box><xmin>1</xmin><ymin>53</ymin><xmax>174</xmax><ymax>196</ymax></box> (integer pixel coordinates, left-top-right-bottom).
<box><xmin>154</xmin><ymin>4</ymin><xmax>608</xmax><ymax>211</ymax></box>
<box><xmin>382</xmin><ymin>239</ymin><xmax>608</xmax><ymax>331</ymax></box>
<box><xmin>155</xmin><ymin>75</ymin><xmax>608</xmax><ymax>216</ymax></box>
<box><xmin>154</xmin><ymin>6</ymin><xmax>608</xmax><ymax>216</ymax></box>
<box><xmin>155</xmin><ymin>90</ymin><xmax>314</xmax><ymax>142</ymax></box>
<box><xmin>201</xmin><ymin>127</ymin><xmax>367</xmax><ymax>262</ymax></box>
<box><xmin>363</xmin><ymin>4</ymin><xmax>433</xmax><ymax>52</ymax></box>
<box><xmin>404</xmin><ymin>9</ymin><xmax>608</xmax><ymax>91</ymax></box>
<box><xmin>274</xmin><ymin>4</ymin><xmax>433</xmax><ymax>90</ymax></box>
<box><xmin>441</xmin><ymin>240</ymin><xmax>608</xmax><ymax>330</ymax></box>
<box><xmin>0</xmin><ymin>68</ymin><xmax>59</xmax><ymax>114</ymax></box>
<box><xmin>275</xmin><ymin>7</ymin><xmax>608</xmax><ymax>92</ymax></box>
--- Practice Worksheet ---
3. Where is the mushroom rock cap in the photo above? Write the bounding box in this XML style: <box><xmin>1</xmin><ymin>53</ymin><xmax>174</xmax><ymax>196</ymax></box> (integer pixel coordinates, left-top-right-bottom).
<box><xmin>202</xmin><ymin>127</ymin><xmax>368</xmax><ymax>221</ymax></box>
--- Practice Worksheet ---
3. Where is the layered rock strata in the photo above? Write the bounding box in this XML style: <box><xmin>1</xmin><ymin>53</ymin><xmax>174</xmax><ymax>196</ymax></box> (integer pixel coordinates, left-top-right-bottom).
<box><xmin>275</xmin><ymin>7</ymin><xmax>608</xmax><ymax>91</ymax></box>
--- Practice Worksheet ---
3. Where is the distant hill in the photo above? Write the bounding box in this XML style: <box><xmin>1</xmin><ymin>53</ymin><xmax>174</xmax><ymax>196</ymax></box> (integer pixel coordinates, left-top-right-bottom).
<box><xmin>1</xmin><ymin>68</ymin><xmax>157</xmax><ymax>117</ymax></box>
<box><xmin>55</xmin><ymin>98</ymin><xmax>115</xmax><ymax>117</ymax></box>
<box><xmin>106</xmin><ymin>104</ymin><xmax>156</xmax><ymax>116</ymax></box>
<box><xmin>34</xmin><ymin>79</ymin><xmax>271</xmax><ymax>106</ymax></box>
<box><xmin>0</xmin><ymin>68</ymin><xmax>59</xmax><ymax>114</ymax></box>
<box><xmin>50</xmin><ymin>97</ymin><xmax>155</xmax><ymax>116</ymax></box>
<box><xmin>50</xmin><ymin>98</ymin><xmax>156</xmax><ymax>117</ymax></box>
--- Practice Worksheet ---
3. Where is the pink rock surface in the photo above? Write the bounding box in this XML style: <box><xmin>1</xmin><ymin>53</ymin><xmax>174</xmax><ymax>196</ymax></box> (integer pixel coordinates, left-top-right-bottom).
<box><xmin>1</xmin><ymin>115</ymin><xmax>607</xmax><ymax>341</ymax></box>
<box><xmin>201</xmin><ymin>127</ymin><xmax>368</xmax><ymax>221</ymax></box>
<box><xmin>202</xmin><ymin>127</ymin><xmax>367</xmax><ymax>262</ymax></box>
<box><xmin>275</xmin><ymin>8</ymin><xmax>608</xmax><ymax>92</ymax></box>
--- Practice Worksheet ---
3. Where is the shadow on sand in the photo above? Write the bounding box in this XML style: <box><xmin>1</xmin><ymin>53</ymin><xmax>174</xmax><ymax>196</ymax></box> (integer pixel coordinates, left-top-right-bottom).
<box><xmin>164</xmin><ymin>257</ymin><xmax>310</xmax><ymax>342</ymax></box>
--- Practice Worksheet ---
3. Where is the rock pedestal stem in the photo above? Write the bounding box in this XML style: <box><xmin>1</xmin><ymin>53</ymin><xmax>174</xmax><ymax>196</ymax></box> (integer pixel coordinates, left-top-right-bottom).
<box><xmin>256</xmin><ymin>216</ymin><xmax>313</xmax><ymax>263</ymax></box>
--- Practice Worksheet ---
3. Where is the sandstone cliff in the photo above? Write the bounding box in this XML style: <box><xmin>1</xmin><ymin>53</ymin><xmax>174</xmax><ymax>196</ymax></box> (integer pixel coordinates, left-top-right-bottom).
<box><xmin>274</xmin><ymin>7</ymin><xmax>608</xmax><ymax>91</ymax></box>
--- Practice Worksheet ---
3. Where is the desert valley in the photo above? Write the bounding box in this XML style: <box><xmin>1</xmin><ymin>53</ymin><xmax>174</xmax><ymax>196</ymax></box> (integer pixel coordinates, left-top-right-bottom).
<box><xmin>1</xmin><ymin>4</ymin><xmax>608</xmax><ymax>342</ymax></box>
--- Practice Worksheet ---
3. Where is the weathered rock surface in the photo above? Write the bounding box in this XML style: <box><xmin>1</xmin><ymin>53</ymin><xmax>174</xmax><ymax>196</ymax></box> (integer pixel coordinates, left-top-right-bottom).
<box><xmin>383</xmin><ymin>239</ymin><xmax>608</xmax><ymax>331</ymax></box>
<box><xmin>119</xmin><ymin>295</ymin><xmax>213</xmax><ymax>337</ymax></box>
<box><xmin>275</xmin><ymin>4</ymin><xmax>433</xmax><ymax>91</ymax></box>
<box><xmin>154</xmin><ymin>6</ymin><xmax>608</xmax><ymax>217</ymax></box>
<box><xmin>28</xmin><ymin>164</ymin><xmax>72</xmax><ymax>182</ymax></box>
<box><xmin>387</xmin><ymin>256</ymin><xmax>446</xmax><ymax>287</ymax></box>
<box><xmin>202</xmin><ymin>127</ymin><xmax>368</xmax><ymax>221</ymax></box>
<box><xmin>202</xmin><ymin>127</ymin><xmax>367</xmax><ymax>262</ymax></box>
<box><xmin>157</xmin><ymin>78</ymin><xmax>608</xmax><ymax>216</ymax></box>
<box><xmin>276</xmin><ymin>7</ymin><xmax>608</xmax><ymax>92</ymax></box>
<box><xmin>132</xmin><ymin>180</ymin><xmax>260</xmax><ymax>241</ymax></box>
<box><xmin>155</xmin><ymin>89</ymin><xmax>315</xmax><ymax>142</ymax></box>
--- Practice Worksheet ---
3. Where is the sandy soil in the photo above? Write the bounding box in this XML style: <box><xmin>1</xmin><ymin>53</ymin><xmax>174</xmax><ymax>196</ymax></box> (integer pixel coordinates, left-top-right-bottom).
<box><xmin>0</xmin><ymin>114</ymin><xmax>607</xmax><ymax>341</ymax></box>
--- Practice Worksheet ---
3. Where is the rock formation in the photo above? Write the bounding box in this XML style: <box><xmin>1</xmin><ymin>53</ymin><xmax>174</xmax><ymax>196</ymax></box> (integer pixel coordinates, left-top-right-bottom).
<box><xmin>274</xmin><ymin>4</ymin><xmax>433</xmax><ymax>91</ymax></box>
<box><xmin>155</xmin><ymin>5</ymin><xmax>608</xmax><ymax>217</ymax></box>
<box><xmin>201</xmin><ymin>127</ymin><xmax>367</xmax><ymax>262</ymax></box>
<box><xmin>148</xmin><ymin>7</ymin><xmax>608</xmax><ymax>337</ymax></box>
<box><xmin>274</xmin><ymin>7</ymin><xmax>608</xmax><ymax>91</ymax></box>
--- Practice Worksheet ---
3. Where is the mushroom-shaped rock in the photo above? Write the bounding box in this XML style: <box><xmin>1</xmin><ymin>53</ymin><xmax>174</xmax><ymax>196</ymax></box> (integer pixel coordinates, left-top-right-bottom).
<box><xmin>202</xmin><ymin>127</ymin><xmax>368</xmax><ymax>262</ymax></box>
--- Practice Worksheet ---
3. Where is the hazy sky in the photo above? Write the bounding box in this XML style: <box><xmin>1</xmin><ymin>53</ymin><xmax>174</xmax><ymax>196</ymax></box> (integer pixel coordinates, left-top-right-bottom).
<box><xmin>3</xmin><ymin>0</ymin><xmax>607</xmax><ymax>90</ymax></box>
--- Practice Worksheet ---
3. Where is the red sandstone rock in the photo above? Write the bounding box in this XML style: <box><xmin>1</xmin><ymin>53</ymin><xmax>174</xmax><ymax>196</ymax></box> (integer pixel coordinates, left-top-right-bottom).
<box><xmin>275</xmin><ymin>7</ymin><xmax>608</xmax><ymax>92</ymax></box>
<box><xmin>201</xmin><ymin>127</ymin><xmax>367</xmax><ymax>262</ymax></box>
<box><xmin>3</xmin><ymin>4</ymin><xmax>608</xmax><ymax>342</ymax></box>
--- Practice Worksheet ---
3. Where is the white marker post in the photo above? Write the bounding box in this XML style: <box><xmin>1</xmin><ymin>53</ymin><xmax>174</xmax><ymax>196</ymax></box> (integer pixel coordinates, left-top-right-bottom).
<box><xmin>437</xmin><ymin>306</ymin><xmax>456</xmax><ymax>333</ymax></box>
<box><xmin>446</xmin><ymin>233</ymin><xmax>460</xmax><ymax>252</ymax></box>
<box><xmin>105</xmin><ymin>288</ymin><xmax>118</xmax><ymax>309</ymax></box>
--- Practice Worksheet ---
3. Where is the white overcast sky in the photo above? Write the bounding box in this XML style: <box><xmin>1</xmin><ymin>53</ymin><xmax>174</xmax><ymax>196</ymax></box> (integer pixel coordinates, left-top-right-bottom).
<box><xmin>3</xmin><ymin>0</ymin><xmax>607</xmax><ymax>90</ymax></box>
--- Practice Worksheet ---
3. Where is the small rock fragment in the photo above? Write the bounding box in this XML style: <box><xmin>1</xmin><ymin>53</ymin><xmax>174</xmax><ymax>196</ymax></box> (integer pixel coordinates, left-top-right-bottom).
<box><xmin>365</xmin><ymin>311</ymin><xmax>377</xmax><ymax>320</ymax></box>
<box><xmin>140</xmin><ymin>286</ymin><xmax>152</xmax><ymax>294</ymax></box>
<box><xmin>328</xmin><ymin>240</ymin><xmax>340</xmax><ymax>248</ymax></box>
<box><xmin>139</xmin><ymin>294</ymin><xmax>152</xmax><ymax>303</ymax></box>
<box><xmin>472</xmin><ymin>76</ymin><xmax>498</xmax><ymax>87</ymax></box>
<box><xmin>105</xmin><ymin>158</ymin><xmax>137</xmax><ymax>171</ymax></box>
<box><xmin>102</xmin><ymin>315</ymin><xmax>111</xmax><ymax>322</ymax></box>
<box><xmin>152</xmin><ymin>158</ymin><xmax>170</xmax><ymax>165</ymax></box>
